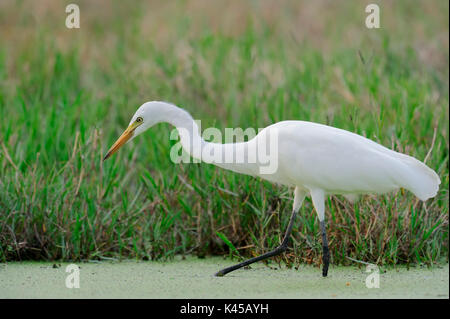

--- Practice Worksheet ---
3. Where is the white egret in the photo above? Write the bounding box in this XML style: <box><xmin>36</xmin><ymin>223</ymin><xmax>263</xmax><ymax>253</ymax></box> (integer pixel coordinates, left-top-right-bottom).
<box><xmin>104</xmin><ymin>101</ymin><xmax>440</xmax><ymax>277</ymax></box>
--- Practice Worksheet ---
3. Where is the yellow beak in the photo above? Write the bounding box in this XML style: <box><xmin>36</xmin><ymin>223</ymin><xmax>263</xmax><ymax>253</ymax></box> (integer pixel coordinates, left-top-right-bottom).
<box><xmin>103</xmin><ymin>122</ymin><xmax>140</xmax><ymax>161</ymax></box>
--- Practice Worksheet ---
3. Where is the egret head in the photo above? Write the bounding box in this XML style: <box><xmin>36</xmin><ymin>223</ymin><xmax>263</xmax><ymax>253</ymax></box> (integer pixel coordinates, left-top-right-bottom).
<box><xmin>103</xmin><ymin>101</ymin><xmax>165</xmax><ymax>160</ymax></box>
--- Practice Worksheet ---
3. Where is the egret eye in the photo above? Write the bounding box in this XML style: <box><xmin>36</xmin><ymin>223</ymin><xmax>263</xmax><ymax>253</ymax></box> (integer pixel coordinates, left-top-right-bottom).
<box><xmin>136</xmin><ymin>117</ymin><xmax>143</xmax><ymax>123</ymax></box>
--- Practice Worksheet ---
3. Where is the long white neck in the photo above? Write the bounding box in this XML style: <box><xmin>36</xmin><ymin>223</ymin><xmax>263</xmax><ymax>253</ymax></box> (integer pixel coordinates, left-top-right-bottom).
<box><xmin>156</xmin><ymin>102</ymin><xmax>258</xmax><ymax>176</ymax></box>
<box><xmin>159</xmin><ymin>103</ymin><xmax>206</xmax><ymax>161</ymax></box>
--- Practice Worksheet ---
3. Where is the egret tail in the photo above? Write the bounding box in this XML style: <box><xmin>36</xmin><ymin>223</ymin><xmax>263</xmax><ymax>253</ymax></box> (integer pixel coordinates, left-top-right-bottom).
<box><xmin>396</xmin><ymin>154</ymin><xmax>440</xmax><ymax>201</ymax></box>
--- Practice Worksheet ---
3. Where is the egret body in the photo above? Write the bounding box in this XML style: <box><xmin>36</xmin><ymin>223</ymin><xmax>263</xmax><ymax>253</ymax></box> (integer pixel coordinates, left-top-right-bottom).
<box><xmin>104</xmin><ymin>101</ymin><xmax>440</xmax><ymax>277</ymax></box>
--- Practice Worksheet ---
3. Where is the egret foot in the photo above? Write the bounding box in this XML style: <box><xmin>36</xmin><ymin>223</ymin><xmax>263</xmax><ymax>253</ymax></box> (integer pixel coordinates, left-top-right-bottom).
<box><xmin>214</xmin><ymin>245</ymin><xmax>287</xmax><ymax>277</ymax></box>
<box><xmin>214</xmin><ymin>208</ymin><xmax>298</xmax><ymax>277</ymax></box>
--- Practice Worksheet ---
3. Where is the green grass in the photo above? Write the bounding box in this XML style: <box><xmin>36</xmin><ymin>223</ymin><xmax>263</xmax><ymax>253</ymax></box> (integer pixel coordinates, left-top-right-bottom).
<box><xmin>0</xmin><ymin>1</ymin><xmax>448</xmax><ymax>267</ymax></box>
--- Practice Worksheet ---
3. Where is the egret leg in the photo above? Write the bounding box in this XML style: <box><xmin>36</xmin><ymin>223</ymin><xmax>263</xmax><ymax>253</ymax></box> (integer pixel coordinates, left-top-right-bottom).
<box><xmin>215</xmin><ymin>208</ymin><xmax>298</xmax><ymax>277</ymax></box>
<box><xmin>309</xmin><ymin>188</ymin><xmax>331</xmax><ymax>277</ymax></box>
<box><xmin>320</xmin><ymin>220</ymin><xmax>330</xmax><ymax>277</ymax></box>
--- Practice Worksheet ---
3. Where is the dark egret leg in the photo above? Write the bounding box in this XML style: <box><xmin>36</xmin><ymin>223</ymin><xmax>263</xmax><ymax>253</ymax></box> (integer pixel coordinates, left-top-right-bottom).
<box><xmin>215</xmin><ymin>208</ymin><xmax>298</xmax><ymax>277</ymax></box>
<box><xmin>310</xmin><ymin>188</ymin><xmax>330</xmax><ymax>277</ymax></box>
<box><xmin>320</xmin><ymin>220</ymin><xmax>330</xmax><ymax>277</ymax></box>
